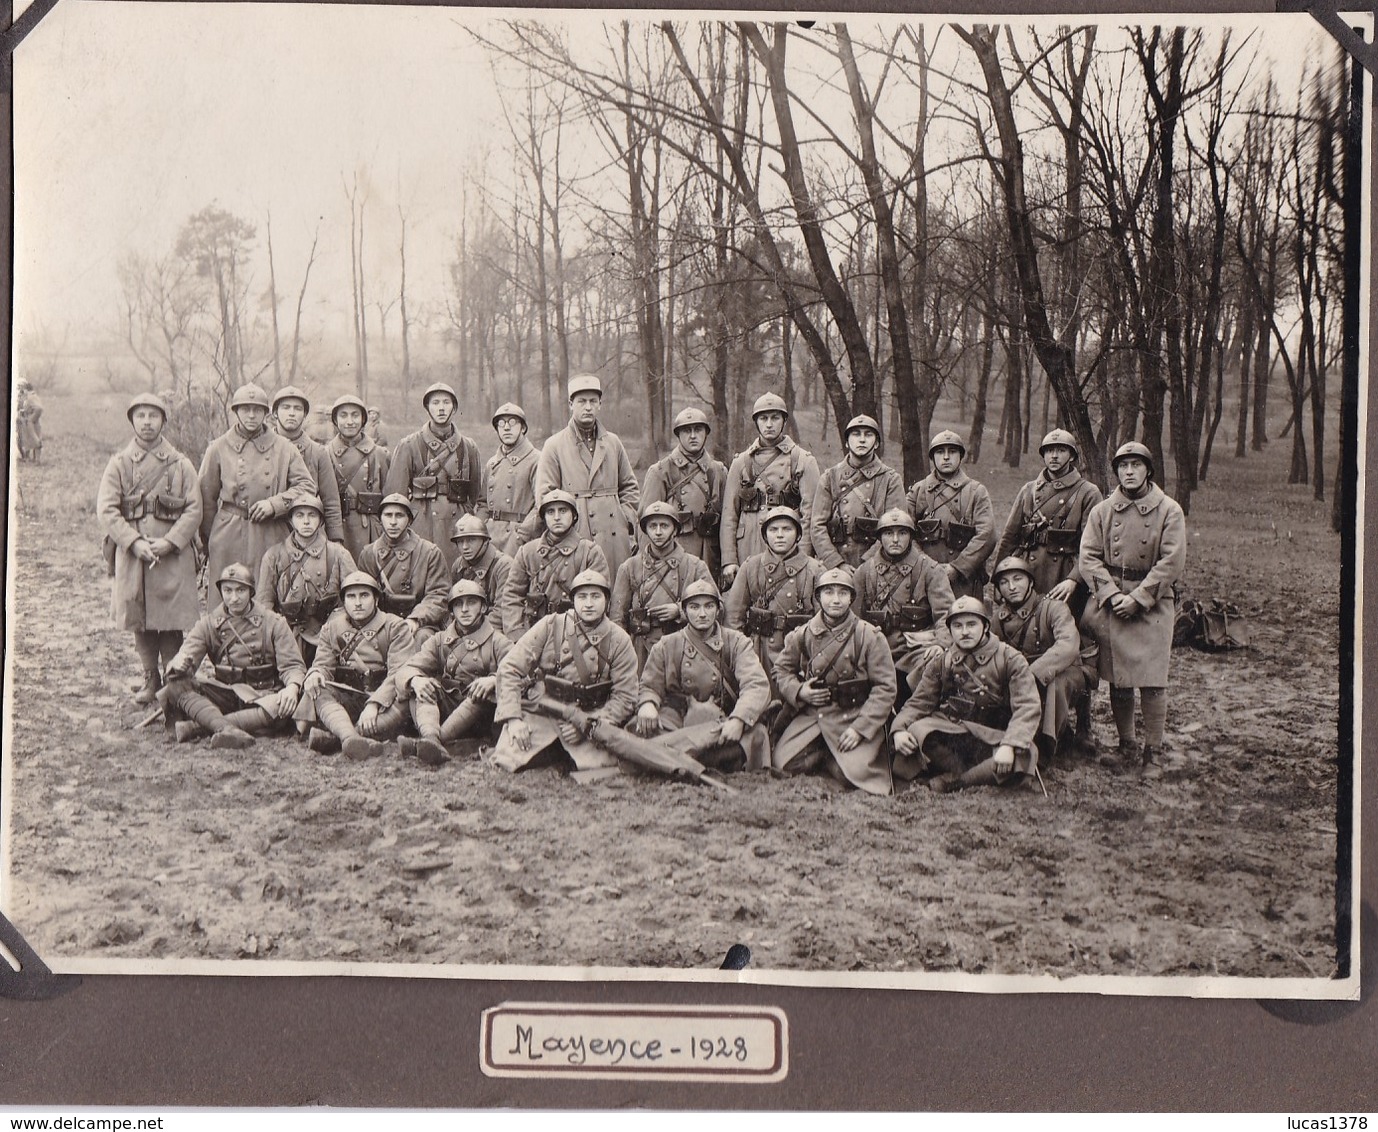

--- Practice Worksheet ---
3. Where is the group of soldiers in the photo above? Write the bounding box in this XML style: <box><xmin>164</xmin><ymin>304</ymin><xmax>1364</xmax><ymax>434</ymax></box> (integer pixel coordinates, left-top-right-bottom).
<box><xmin>96</xmin><ymin>373</ymin><xmax>1185</xmax><ymax>795</ymax></box>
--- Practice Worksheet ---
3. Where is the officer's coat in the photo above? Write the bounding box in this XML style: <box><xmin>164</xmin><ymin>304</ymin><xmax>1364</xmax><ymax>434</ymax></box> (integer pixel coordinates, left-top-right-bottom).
<box><xmin>97</xmin><ymin>437</ymin><xmax>203</xmax><ymax>631</ymax></box>
<box><xmin>991</xmin><ymin>591</ymin><xmax>1091</xmax><ymax>745</ymax></box>
<box><xmin>1078</xmin><ymin>483</ymin><xmax>1186</xmax><ymax>687</ymax></box>
<box><xmin>356</xmin><ymin>530</ymin><xmax>451</xmax><ymax>632</ymax></box>
<box><xmin>328</xmin><ymin>432</ymin><xmax>391</xmax><ymax>563</ymax></box>
<box><xmin>720</xmin><ymin>437</ymin><xmax>820</xmax><ymax>567</ymax></box>
<box><xmin>256</xmin><ymin>530</ymin><xmax>358</xmax><ymax>647</ymax></box>
<box><xmin>482</xmin><ymin>436</ymin><xmax>541</xmax><ymax>555</ymax></box>
<box><xmin>772</xmin><ymin>612</ymin><xmax>898</xmax><ymax>795</ymax></box>
<box><xmin>853</xmin><ymin>544</ymin><xmax>955</xmax><ymax>663</ymax></box>
<box><xmin>905</xmin><ymin>469</ymin><xmax>996</xmax><ymax>599</ymax></box>
<box><xmin>199</xmin><ymin>426</ymin><xmax>315</xmax><ymax>585</ymax></box>
<box><xmin>492</xmin><ymin>611</ymin><xmax>639</xmax><ymax>772</ymax></box>
<box><xmin>384</xmin><ymin>424</ymin><xmax>484</xmax><ymax>570</ymax></box>
<box><xmin>451</xmin><ymin>542</ymin><xmax>514</xmax><ymax>633</ymax></box>
<box><xmin>723</xmin><ymin>547</ymin><xmax>823</xmax><ymax>679</ymax></box>
<box><xmin>640</xmin><ymin>445</ymin><xmax>728</xmax><ymax>575</ymax></box>
<box><xmin>500</xmin><ymin>531</ymin><xmax>610</xmax><ymax>639</ymax></box>
<box><xmin>308</xmin><ymin>608</ymin><xmax>415</xmax><ymax>709</ymax></box>
<box><xmin>992</xmin><ymin>468</ymin><xmax>1104</xmax><ymax>594</ymax></box>
<box><xmin>274</xmin><ymin>424</ymin><xmax>345</xmax><ymax>542</ymax></box>
<box><xmin>609</xmin><ymin>541</ymin><xmax>713</xmax><ymax>664</ymax></box>
<box><xmin>168</xmin><ymin>600</ymin><xmax>306</xmax><ymax>687</ymax></box>
<box><xmin>533</xmin><ymin>420</ymin><xmax>641</xmax><ymax>582</ymax></box>
<box><xmin>809</xmin><ymin>456</ymin><xmax>906</xmax><ymax>569</ymax></box>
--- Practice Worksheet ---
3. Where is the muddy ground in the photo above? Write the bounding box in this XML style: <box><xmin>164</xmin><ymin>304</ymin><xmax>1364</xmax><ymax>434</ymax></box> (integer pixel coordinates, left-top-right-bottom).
<box><xmin>0</xmin><ymin>393</ymin><xmax>1342</xmax><ymax>979</ymax></box>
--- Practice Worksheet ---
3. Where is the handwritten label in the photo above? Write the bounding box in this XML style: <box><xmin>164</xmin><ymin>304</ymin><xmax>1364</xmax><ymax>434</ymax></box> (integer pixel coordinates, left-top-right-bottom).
<box><xmin>480</xmin><ymin>1003</ymin><xmax>787</xmax><ymax>1082</ymax></box>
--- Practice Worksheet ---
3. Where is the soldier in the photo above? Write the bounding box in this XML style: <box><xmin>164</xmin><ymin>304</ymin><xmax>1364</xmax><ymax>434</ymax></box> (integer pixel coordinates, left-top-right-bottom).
<box><xmin>326</xmin><ymin>393</ymin><xmax>390</xmax><ymax>563</ymax></box>
<box><xmin>500</xmin><ymin>489</ymin><xmax>610</xmax><ymax>640</ymax></box>
<box><xmin>771</xmin><ymin>568</ymin><xmax>898</xmax><ymax>795</ymax></box>
<box><xmin>199</xmin><ymin>382</ymin><xmax>314</xmax><ymax>584</ymax></box>
<box><xmin>610</xmin><ymin>501</ymin><xmax>714</xmax><ymax>666</ymax></box>
<box><xmin>492</xmin><ymin>569</ymin><xmax>639</xmax><ymax>774</ymax></box>
<box><xmin>256</xmin><ymin>494</ymin><xmax>357</xmax><ymax>664</ymax></box>
<box><xmin>481</xmin><ymin>401</ymin><xmax>540</xmax><ymax>556</ymax></box>
<box><xmin>1079</xmin><ymin>441</ymin><xmax>1187</xmax><ymax>768</ymax></box>
<box><xmin>724</xmin><ymin>506</ymin><xmax>822</xmax><ymax>685</ymax></box>
<box><xmin>395</xmin><ymin>580</ymin><xmax>514</xmax><ymax>766</ymax></box>
<box><xmin>634</xmin><ymin>580</ymin><xmax>772</xmax><ymax>773</ymax></box>
<box><xmin>891</xmin><ymin>596</ymin><xmax>1043</xmax><ymax>793</ymax></box>
<box><xmin>905</xmin><ymin>430</ymin><xmax>996</xmax><ymax>601</ymax></box>
<box><xmin>271</xmin><ymin>386</ymin><xmax>344</xmax><ymax>544</ymax></box>
<box><xmin>532</xmin><ymin>374</ymin><xmax>641</xmax><ymax>582</ymax></box>
<box><xmin>355</xmin><ymin>493</ymin><xmax>451</xmax><ymax>647</ymax></box>
<box><xmin>96</xmin><ymin>391</ymin><xmax>204</xmax><ymax>705</ymax></box>
<box><xmin>989</xmin><ymin>556</ymin><xmax>1096</xmax><ymax>764</ymax></box>
<box><xmin>720</xmin><ymin>393</ymin><xmax>820</xmax><ymax>585</ymax></box>
<box><xmin>993</xmin><ymin>428</ymin><xmax>1104</xmax><ymax>606</ymax></box>
<box><xmin>384</xmin><ymin>381</ymin><xmax>484</xmax><ymax>570</ymax></box>
<box><xmin>299</xmin><ymin>572</ymin><xmax>414</xmax><ymax>759</ymax></box>
<box><xmin>160</xmin><ymin>564</ymin><xmax>306</xmax><ymax>749</ymax></box>
<box><xmin>853</xmin><ymin>507</ymin><xmax>955</xmax><ymax>690</ymax></box>
<box><xmin>640</xmin><ymin>407</ymin><xmax>727</xmax><ymax>578</ymax></box>
<box><xmin>449</xmin><ymin>513</ymin><xmax>512</xmax><ymax>632</ymax></box>
<box><xmin>810</xmin><ymin>415</ymin><xmax>906</xmax><ymax>570</ymax></box>
<box><xmin>366</xmin><ymin>406</ymin><xmax>389</xmax><ymax>449</ymax></box>
<box><xmin>16</xmin><ymin>378</ymin><xmax>42</xmax><ymax>462</ymax></box>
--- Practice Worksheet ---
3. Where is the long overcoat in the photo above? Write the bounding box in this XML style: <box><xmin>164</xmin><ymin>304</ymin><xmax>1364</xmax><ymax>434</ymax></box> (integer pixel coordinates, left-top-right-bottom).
<box><xmin>384</xmin><ymin>424</ymin><xmax>485</xmax><ymax>570</ymax></box>
<box><xmin>327</xmin><ymin>432</ymin><xmax>391</xmax><ymax>563</ymax></box>
<box><xmin>308</xmin><ymin>607</ymin><xmax>415</xmax><ymax>710</ymax></box>
<box><xmin>97</xmin><ymin>437</ymin><xmax>203</xmax><ymax>631</ymax></box>
<box><xmin>610</xmin><ymin>542</ymin><xmax>713</xmax><ymax>664</ymax></box>
<box><xmin>852</xmin><ymin>544</ymin><xmax>955</xmax><ymax>670</ymax></box>
<box><xmin>533</xmin><ymin>421</ymin><xmax>641</xmax><ymax>581</ymax></box>
<box><xmin>640</xmin><ymin>445</ymin><xmax>728</xmax><ymax>577</ymax></box>
<box><xmin>451</xmin><ymin>542</ymin><xmax>514</xmax><ymax>633</ymax></box>
<box><xmin>720</xmin><ymin>437</ymin><xmax>820</xmax><ymax>568</ymax></box>
<box><xmin>905</xmin><ymin>470</ymin><xmax>996</xmax><ymax>599</ymax></box>
<box><xmin>1078</xmin><ymin>483</ymin><xmax>1186</xmax><ymax>687</ymax></box>
<box><xmin>809</xmin><ymin>457</ymin><xmax>906</xmax><ymax>569</ymax></box>
<box><xmin>723</xmin><ymin>547</ymin><xmax>823</xmax><ymax>683</ymax></box>
<box><xmin>256</xmin><ymin>530</ymin><xmax>358</xmax><ymax>649</ymax></box>
<box><xmin>500</xmin><ymin>531</ymin><xmax>610</xmax><ymax>639</ymax></box>
<box><xmin>482</xmin><ymin>436</ymin><xmax>541</xmax><ymax>555</ymax></box>
<box><xmin>991</xmin><ymin>592</ymin><xmax>1092</xmax><ymax>746</ymax></box>
<box><xmin>356</xmin><ymin>529</ymin><xmax>451</xmax><ymax>635</ymax></box>
<box><xmin>167</xmin><ymin>599</ymin><xmax>307</xmax><ymax>688</ymax></box>
<box><xmin>993</xmin><ymin>468</ymin><xmax>1104</xmax><ymax>594</ymax></box>
<box><xmin>275</xmin><ymin>425</ymin><xmax>345</xmax><ymax>542</ymax></box>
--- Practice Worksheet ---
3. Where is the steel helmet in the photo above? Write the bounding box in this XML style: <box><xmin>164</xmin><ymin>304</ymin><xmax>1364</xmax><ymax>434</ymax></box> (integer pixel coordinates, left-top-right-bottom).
<box><xmin>672</xmin><ymin>407</ymin><xmax>712</xmax><ymax>434</ymax></box>
<box><xmin>491</xmin><ymin>402</ymin><xmax>528</xmax><ymax>430</ymax></box>
<box><xmin>288</xmin><ymin>494</ymin><xmax>326</xmax><ymax>518</ymax></box>
<box><xmin>450</xmin><ymin>514</ymin><xmax>491</xmax><ymax>543</ymax></box>
<box><xmin>815</xmin><ymin>567</ymin><xmax>857</xmax><ymax>596</ymax></box>
<box><xmin>752</xmin><ymin>392</ymin><xmax>789</xmax><ymax>419</ymax></box>
<box><xmin>759</xmin><ymin>505</ymin><xmax>803</xmax><ymax>537</ymax></box>
<box><xmin>339</xmin><ymin>570</ymin><xmax>384</xmax><ymax>597</ymax></box>
<box><xmin>992</xmin><ymin>556</ymin><xmax>1036</xmax><ymax>584</ymax></box>
<box><xmin>1039</xmin><ymin>428</ymin><xmax>1079</xmax><ymax>460</ymax></box>
<box><xmin>330</xmin><ymin>393</ymin><xmax>367</xmax><ymax>421</ymax></box>
<box><xmin>421</xmin><ymin>382</ymin><xmax>459</xmax><ymax>410</ymax></box>
<box><xmin>539</xmin><ymin>489</ymin><xmax>579</xmax><ymax>518</ymax></box>
<box><xmin>945</xmin><ymin>595</ymin><xmax>991</xmax><ymax>628</ymax></box>
<box><xmin>679</xmin><ymin>579</ymin><xmax>723</xmax><ymax>607</ymax></box>
<box><xmin>569</xmin><ymin>569</ymin><xmax>612</xmax><ymax>598</ymax></box>
<box><xmin>126</xmin><ymin>391</ymin><xmax>169</xmax><ymax>423</ymax></box>
<box><xmin>876</xmin><ymin>508</ymin><xmax>917</xmax><ymax>535</ymax></box>
<box><xmin>928</xmin><ymin>430</ymin><xmax>967</xmax><ymax>458</ymax></box>
<box><xmin>216</xmin><ymin>563</ymin><xmax>256</xmax><ymax>594</ymax></box>
<box><xmin>447</xmin><ymin>579</ymin><xmax>488</xmax><ymax>607</ymax></box>
<box><xmin>567</xmin><ymin>374</ymin><xmax>603</xmax><ymax>400</ymax></box>
<box><xmin>271</xmin><ymin>385</ymin><xmax>310</xmax><ymax>413</ymax></box>
<box><xmin>230</xmin><ymin>383</ymin><xmax>271</xmax><ymax>411</ymax></box>
<box><xmin>1111</xmin><ymin>440</ymin><xmax>1154</xmax><ymax>478</ymax></box>
<box><xmin>638</xmin><ymin>500</ymin><xmax>683</xmax><ymax>533</ymax></box>
<box><xmin>845</xmin><ymin>414</ymin><xmax>881</xmax><ymax>438</ymax></box>
<box><xmin>379</xmin><ymin>492</ymin><xmax>416</xmax><ymax>520</ymax></box>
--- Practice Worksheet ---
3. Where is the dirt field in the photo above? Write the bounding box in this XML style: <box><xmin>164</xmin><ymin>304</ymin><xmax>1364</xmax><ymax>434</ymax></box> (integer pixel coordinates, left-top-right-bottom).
<box><xmin>0</xmin><ymin>392</ymin><xmax>1343</xmax><ymax>979</ymax></box>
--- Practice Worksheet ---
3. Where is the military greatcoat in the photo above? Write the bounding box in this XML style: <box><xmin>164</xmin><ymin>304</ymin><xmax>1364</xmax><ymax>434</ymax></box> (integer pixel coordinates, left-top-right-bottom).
<box><xmin>905</xmin><ymin>469</ymin><xmax>997</xmax><ymax>599</ymax></box>
<box><xmin>993</xmin><ymin>467</ymin><xmax>1105</xmax><ymax>594</ymax></box>
<box><xmin>482</xmin><ymin>436</ymin><xmax>541</xmax><ymax>555</ymax></box>
<box><xmin>97</xmin><ymin>437</ymin><xmax>203</xmax><ymax>631</ymax></box>
<box><xmin>991</xmin><ymin>591</ymin><xmax>1093</xmax><ymax>749</ymax></box>
<box><xmin>308</xmin><ymin>607</ymin><xmax>415</xmax><ymax>711</ymax></box>
<box><xmin>384</xmin><ymin>424</ymin><xmax>485</xmax><ymax>570</ymax></box>
<box><xmin>723</xmin><ymin>547</ymin><xmax>823</xmax><ymax>682</ymax></box>
<box><xmin>610</xmin><ymin>541</ymin><xmax>713</xmax><ymax>664</ymax></box>
<box><xmin>720</xmin><ymin>437</ymin><xmax>820</xmax><ymax>569</ymax></box>
<box><xmin>328</xmin><ymin>432</ymin><xmax>391</xmax><ymax>562</ymax></box>
<box><xmin>396</xmin><ymin>617</ymin><xmax>513</xmax><ymax>740</ymax></box>
<box><xmin>451</xmin><ymin>542</ymin><xmax>513</xmax><ymax>633</ymax></box>
<box><xmin>809</xmin><ymin>456</ymin><xmax>906</xmax><ymax>569</ymax></box>
<box><xmin>356</xmin><ymin>530</ymin><xmax>451</xmax><ymax>638</ymax></box>
<box><xmin>275</xmin><ymin>424</ymin><xmax>345</xmax><ymax>542</ymax></box>
<box><xmin>852</xmin><ymin>544</ymin><xmax>955</xmax><ymax>670</ymax></box>
<box><xmin>533</xmin><ymin>420</ymin><xmax>641</xmax><ymax>581</ymax></box>
<box><xmin>256</xmin><ymin>530</ymin><xmax>358</xmax><ymax>651</ymax></box>
<box><xmin>640</xmin><ymin>444</ymin><xmax>728</xmax><ymax>576</ymax></box>
<box><xmin>500</xmin><ymin>531</ymin><xmax>610</xmax><ymax>639</ymax></box>
<box><xmin>166</xmin><ymin>599</ymin><xmax>307</xmax><ymax>690</ymax></box>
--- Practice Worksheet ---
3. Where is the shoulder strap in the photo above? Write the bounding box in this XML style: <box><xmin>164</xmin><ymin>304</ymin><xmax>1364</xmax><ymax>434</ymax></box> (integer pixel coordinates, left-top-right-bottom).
<box><xmin>809</xmin><ymin>621</ymin><xmax>859</xmax><ymax>683</ymax></box>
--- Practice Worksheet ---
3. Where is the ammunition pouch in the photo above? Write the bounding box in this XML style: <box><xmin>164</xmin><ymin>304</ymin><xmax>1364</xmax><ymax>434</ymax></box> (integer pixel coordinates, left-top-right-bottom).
<box><xmin>279</xmin><ymin>594</ymin><xmax>339</xmax><ymax>626</ymax></box>
<box><xmin>544</xmin><ymin>674</ymin><xmax>613</xmax><ymax>711</ymax></box>
<box><xmin>941</xmin><ymin>692</ymin><xmax>1010</xmax><ymax>730</ymax></box>
<box><xmin>119</xmin><ymin>493</ymin><xmax>149</xmax><ymax>522</ymax></box>
<box><xmin>214</xmin><ymin>663</ymin><xmax>279</xmax><ymax>691</ymax></box>
<box><xmin>1044</xmin><ymin>528</ymin><xmax>1080</xmax><ymax>556</ymax></box>
<box><xmin>744</xmin><ymin>607</ymin><xmax>809</xmax><ymax>635</ymax></box>
<box><xmin>826</xmin><ymin>516</ymin><xmax>848</xmax><ymax>547</ymax></box>
<box><xmin>852</xmin><ymin>515</ymin><xmax>880</xmax><ymax>544</ymax></box>
<box><xmin>779</xmin><ymin>479</ymin><xmax>803</xmax><ymax>509</ymax></box>
<box><xmin>829</xmin><ymin>677</ymin><xmax>872</xmax><ymax>711</ymax></box>
<box><xmin>946</xmin><ymin>521</ymin><xmax>977</xmax><ymax>552</ymax></box>
<box><xmin>893</xmin><ymin>604</ymin><xmax>931</xmax><ymax>632</ymax></box>
<box><xmin>344</xmin><ymin>491</ymin><xmax>384</xmax><ymax>519</ymax></box>
<box><xmin>440</xmin><ymin>676</ymin><xmax>474</xmax><ymax>699</ymax></box>
<box><xmin>379</xmin><ymin>591</ymin><xmax>418</xmax><ymax>617</ymax></box>
<box><xmin>333</xmin><ymin>666</ymin><xmax>387</xmax><ymax>693</ymax></box>
<box><xmin>862</xmin><ymin>607</ymin><xmax>892</xmax><ymax>632</ymax></box>
<box><xmin>914</xmin><ymin>517</ymin><xmax>943</xmax><ymax>544</ymax></box>
<box><xmin>409</xmin><ymin>475</ymin><xmax>440</xmax><ymax>501</ymax></box>
<box><xmin>737</xmin><ymin>485</ymin><xmax>765</xmax><ymax>514</ymax></box>
<box><xmin>444</xmin><ymin>477</ymin><xmax>476</xmax><ymax>506</ymax></box>
<box><xmin>695</xmin><ymin>510</ymin><xmax>721</xmax><ymax>539</ymax></box>
<box><xmin>628</xmin><ymin>607</ymin><xmax>655</xmax><ymax>635</ymax></box>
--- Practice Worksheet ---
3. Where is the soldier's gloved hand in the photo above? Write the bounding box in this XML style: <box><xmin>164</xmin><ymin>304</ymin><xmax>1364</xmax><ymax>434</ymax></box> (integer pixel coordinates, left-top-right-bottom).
<box><xmin>507</xmin><ymin>719</ymin><xmax>533</xmax><ymax>751</ymax></box>
<box><xmin>412</xmin><ymin>676</ymin><xmax>439</xmax><ymax>704</ymax></box>
<box><xmin>993</xmin><ymin>744</ymin><xmax>1016</xmax><ymax>774</ymax></box>
<box><xmin>132</xmin><ymin>538</ymin><xmax>158</xmax><ymax>565</ymax></box>
<box><xmin>467</xmin><ymin>675</ymin><xmax>496</xmax><ymax>702</ymax></box>
<box><xmin>649</xmin><ymin>603</ymin><xmax>680</xmax><ymax>624</ymax></box>
<box><xmin>1047</xmin><ymin>579</ymin><xmax>1077</xmax><ymax>603</ymax></box>
<box><xmin>302</xmin><ymin>671</ymin><xmax>325</xmax><ymax>696</ymax></box>
<box><xmin>248</xmin><ymin>500</ymin><xmax>276</xmax><ymax>523</ymax></box>
<box><xmin>718</xmin><ymin>717</ymin><xmax>745</xmax><ymax>745</ymax></box>
<box><xmin>634</xmin><ymin>703</ymin><xmax>661</xmax><ymax>736</ymax></box>
<box><xmin>147</xmin><ymin>538</ymin><xmax>176</xmax><ymax>559</ymax></box>
<box><xmin>838</xmin><ymin>727</ymin><xmax>861</xmax><ymax>753</ymax></box>
<box><xmin>892</xmin><ymin>730</ymin><xmax>919</xmax><ymax>757</ymax></box>
<box><xmin>720</xmin><ymin>564</ymin><xmax>739</xmax><ymax>587</ymax></box>
<box><xmin>357</xmin><ymin>702</ymin><xmax>381</xmax><ymax>735</ymax></box>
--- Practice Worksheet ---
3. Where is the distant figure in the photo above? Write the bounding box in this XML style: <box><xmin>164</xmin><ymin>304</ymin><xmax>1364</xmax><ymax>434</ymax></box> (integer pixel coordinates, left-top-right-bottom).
<box><xmin>366</xmin><ymin>406</ymin><xmax>389</xmax><ymax>450</ymax></box>
<box><xmin>16</xmin><ymin>379</ymin><xmax>43</xmax><ymax>463</ymax></box>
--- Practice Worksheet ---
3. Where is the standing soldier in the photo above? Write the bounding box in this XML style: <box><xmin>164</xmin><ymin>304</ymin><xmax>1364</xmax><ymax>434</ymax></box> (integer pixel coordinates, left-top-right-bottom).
<box><xmin>482</xmin><ymin>402</ymin><xmax>540</xmax><ymax>556</ymax></box>
<box><xmin>641</xmin><ymin>407</ymin><xmax>727</xmax><ymax>579</ymax></box>
<box><xmin>500</xmin><ymin>490</ymin><xmax>610</xmax><ymax>640</ymax></box>
<box><xmin>906</xmin><ymin>430</ymin><xmax>996</xmax><ymax>601</ymax></box>
<box><xmin>366</xmin><ymin>406</ymin><xmax>389</xmax><ymax>449</ymax></box>
<box><xmin>271</xmin><ymin>386</ymin><xmax>344</xmax><ymax>544</ymax></box>
<box><xmin>720</xmin><ymin>393</ymin><xmax>820</xmax><ymax>586</ymax></box>
<box><xmin>16</xmin><ymin>379</ymin><xmax>43</xmax><ymax>463</ymax></box>
<box><xmin>610</xmin><ymin>501</ymin><xmax>713</xmax><ymax>666</ymax></box>
<box><xmin>326</xmin><ymin>393</ymin><xmax>390</xmax><ymax>564</ymax></box>
<box><xmin>1079</xmin><ymin>441</ymin><xmax>1187</xmax><ymax>768</ymax></box>
<box><xmin>256</xmin><ymin>494</ymin><xmax>357</xmax><ymax>664</ymax></box>
<box><xmin>97</xmin><ymin>392</ymin><xmax>204</xmax><ymax>705</ymax></box>
<box><xmin>384</xmin><ymin>381</ymin><xmax>484</xmax><ymax>570</ymax></box>
<box><xmin>199</xmin><ymin>382</ymin><xmax>315</xmax><ymax>585</ymax></box>
<box><xmin>993</xmin><ymin>428</ymin><xmax>1104</xmax><ymax>606</ymax></box>
<box><xmin>449</xmin><ymin>513</ymin><xmax>512</xmax><ymax>632</ymax></box>
<box><xmin>810</xmin><ymin>414</ymin><xmax>906</xmax><ymax>570</ymax></box>
<box><xmin>533</xmin><ymin>374</ymin><xmax>641</xmax><ymax>582</ymax></box>
<box><xmin>355</xmin><ymin>493</ymin><xmax>451</xmax><ymax>647</ymax></box>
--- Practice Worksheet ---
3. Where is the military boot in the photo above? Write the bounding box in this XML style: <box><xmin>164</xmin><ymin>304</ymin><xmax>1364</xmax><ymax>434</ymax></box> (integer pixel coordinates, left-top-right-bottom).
<box><xmin>415</xmin><ymin>738</ymin><xmax>449</xmax><ymax>766</ymax></box>
<box><xmin>308</xmin><ymin>728</ymin><xmax>340</xmax><ymax>755</ymax></box>
<box><xmin>396</xmin><ymin>735</ymin><xmax>418</xmax><ymax>759</ymax></box>
<box><xmin>134</xmin><ymin>668</ymin><xmax>163</xmax><ymax>707</ymax></box>
<box><xmin>174</xmin><ymin>720</ymin><xmax>207</xmax><ymax>743</ymax></box>
<box><xmin>342</xmin><ymin>736</ymin><xmax>384</xmax><ymax>761</ymax></box>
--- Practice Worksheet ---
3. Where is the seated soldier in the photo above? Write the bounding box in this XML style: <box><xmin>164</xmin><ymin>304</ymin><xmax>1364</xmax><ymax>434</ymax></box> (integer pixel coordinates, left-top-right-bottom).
<box><xmin>611</xmin><ymin>501</ymin><xmax>713</xmax><ymax>666</ymax></box>
<box><xmin>492</xmin><ymin>569</ymin><xmax>638</xmax><ymax>774</ymax></box>
<box><xmin>395</xmin><ymin>580</ymin><xmax>514</xmax><ymax>766</ymax></box>
<box><xmin>771</xmin><ymin>567</ymin><xmax>898</xmax><ymax>795</ymax></box>
<box><xmin>257</xmin><ymin>493</ymin><xmax>358</xmax><ymax>665</ymax></box>
<box><xmin>161</xmin><ymin>564</ymin><xmax>306</xmax><ymax>749</ymax></box>
<box><xmin>500</xmin><ymin>489</ymin><xmax>610</xmax><ymax>640</ymax></box>
<box><xmin>355</xmin><ymin>492</ymin><xmax>451</xmax><ymax>647</ymax></box>
<box><xmin>634</xmin><ymin>579</ymin><xmax>772</xmax><ymax>773</ymax></box>
<box><xmin>853</xmin><ymin>508</ymin><xmax>955</xmax><ymax>695</ymax></box>
<box><xmin>988</xmin><ymin>556</ymin><xmax>1097</xmax><ymax>764</ymax></box>
<box><xmin>891</xmin><ymin>596</ymin><xmax>1043</xmax><ymax>792</ymax></box>
<box><xmin>809</xmin><ymin>414</ymin><xmax>906</xmax><ymax>570</ymax></box>
<box><xmin>724</xmin><ymin>506</ymin><xmax>823</xmax><ymax>690</ymax></box>
<box><xmin>449</xmin><ymin>513</ymin><xmax>512</xmax><ymax>632</ymax></box>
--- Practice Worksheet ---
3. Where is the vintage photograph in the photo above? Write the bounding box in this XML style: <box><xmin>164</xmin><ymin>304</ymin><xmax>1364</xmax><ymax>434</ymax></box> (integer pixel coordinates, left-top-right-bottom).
<box><xmin>0</xmin><ymin>4</ymin><xmax>1361</xmax><ymax>992</ymax></box>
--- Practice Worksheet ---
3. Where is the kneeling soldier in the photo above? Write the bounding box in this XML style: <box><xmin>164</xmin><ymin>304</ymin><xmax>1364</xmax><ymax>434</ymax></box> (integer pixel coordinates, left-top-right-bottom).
<box><xmin>161</xmin><ymin>563</ymin><xmax>306</xmax><ymax>748</ymax></box>
<box><xmin>355</xmin><ymin>492</ymin><xmax>451</xmax><ymax>646</ymax></box>
<box><xmin>611</xmin><ymin>501</ymin><xmax>713</xmax><ymax>665</ymax></box>
<box><xmin>891</xmin><ymin>597</ymin><xmax>1042</xmax><ymax>792</ymax></box>
<box><xmin>771</xmin><ymin>568</ymin><xmax>897</xmax><ymax>794</ymax></box>
<box><xmin>395</xmin><ymin>580</ymin><xmax>514</xmax><ymax>766</ymax></box>
<box><xmin>635</xmin><ymin>579</ymin><xmax>772</xmax><ymax>772</ymax></box>
<box><xmin>492</xmin><ymin>570</ymin><xmax>639</xmax><ymax>773</ymax></box>
<box><xmin>301</xmin><ymin>572</ymin><xmax>414</xmax><ymax>759</ymax></box>
<box><xmin>257</xmin><ymin>494</ymin><xmax>358</xmax><ymax>664</ymax></box>
<box><xmin>450</xmin><ymin>513</ymin><xmax>512</xmax><ymax>632</ymax></box>
<box><xmin>501</xmin><ymin>489</ymin><xmax>610</xmax><ymax>640</ymax></box>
